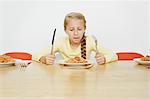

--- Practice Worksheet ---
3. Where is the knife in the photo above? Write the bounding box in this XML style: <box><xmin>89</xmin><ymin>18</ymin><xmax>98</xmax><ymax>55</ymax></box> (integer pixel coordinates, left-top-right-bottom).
<box><xmin>51</xmin><ymin>28</ymin><xmax>56</xmax><ymax>54</ymax></box>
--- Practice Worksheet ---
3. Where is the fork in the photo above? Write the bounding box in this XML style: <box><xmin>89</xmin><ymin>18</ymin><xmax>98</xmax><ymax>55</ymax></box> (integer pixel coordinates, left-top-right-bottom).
<box><xmin>92</xmin><ymin>35</ymin><xmax>98</xmax><ymax>52</ymax></box>
<box><xmin>21</xmin><ymin>61</ymin><xmax>31</xmax><ymax>67</ymax></box>
<box><xmin>15</xmin><ymin>60</ymin><xmax>31</xmax><ymax>67</ymax></box>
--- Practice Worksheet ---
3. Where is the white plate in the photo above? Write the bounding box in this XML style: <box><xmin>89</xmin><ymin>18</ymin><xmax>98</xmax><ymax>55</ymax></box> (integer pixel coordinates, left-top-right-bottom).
<box><xmin>58</xmin><ymin>60</ymin><xmax>94</xmax><ymax>66</ymax></box>
<box><xmin>57</xmin><ymin>60</ymin><xmax>94</xmax><ymax>69</ymax></box>
<box><xmin>0</xmin><ymin>59</ymin><xmax>19</xmax><ymax>66</ymax></box>
<box><xmin>0</xmin><ymin>59</ymin><xmax>32</xmax><ymax>66</ymax></box>
<box><xmin>133</xmin><ymin>58</ymin><xmax>150</xmax><ymax>65</ymax></box>
<box><xmin>0</xmin><ymin>61</ymin><xmax>15</xmax><ymax>65</ymax></box>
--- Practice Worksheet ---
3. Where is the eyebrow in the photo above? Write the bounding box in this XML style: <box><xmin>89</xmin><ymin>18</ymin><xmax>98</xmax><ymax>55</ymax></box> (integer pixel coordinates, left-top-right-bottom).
<box><xmin>69</xmin><ymin>27</ymin><xmax>74</xmax><ymax>29</ymax></box>
<box><xmin>68</xmin><ymin>26</ymin><xmax>84</xmax><ymax>28</ymax></box>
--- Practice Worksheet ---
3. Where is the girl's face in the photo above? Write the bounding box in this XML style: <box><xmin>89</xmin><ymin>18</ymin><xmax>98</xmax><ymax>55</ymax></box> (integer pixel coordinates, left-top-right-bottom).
<box><xmin>65</xmin><ymin>18</ymin><xmax>85</xmax><ymax>44</ymax></box>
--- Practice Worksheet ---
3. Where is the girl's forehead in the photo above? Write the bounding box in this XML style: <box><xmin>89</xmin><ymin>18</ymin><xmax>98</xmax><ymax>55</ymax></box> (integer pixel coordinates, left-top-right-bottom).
<box><xmin>67</xmin><ymin>19</ymin><xmax>84</xmax><ymax>25</ymax></box>
<box><xmin>67</xmin><ymin>18</ymin><xmax>84</xmax><ymax>23</ymax></box>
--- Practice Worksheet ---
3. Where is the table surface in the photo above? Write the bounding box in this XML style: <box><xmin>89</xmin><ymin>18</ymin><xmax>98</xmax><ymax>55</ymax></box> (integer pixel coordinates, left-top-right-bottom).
<box><xmin>0</xmin><ymin>61</ymin><xmax>149</xmax><ymax>99</ymax></box>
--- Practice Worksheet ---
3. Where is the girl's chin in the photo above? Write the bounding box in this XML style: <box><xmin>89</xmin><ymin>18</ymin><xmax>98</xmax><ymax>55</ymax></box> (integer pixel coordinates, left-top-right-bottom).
<box><xmin>73</xmin><ymin>39</ymin><xmax>80</xmax><ymax>43</ymax></box>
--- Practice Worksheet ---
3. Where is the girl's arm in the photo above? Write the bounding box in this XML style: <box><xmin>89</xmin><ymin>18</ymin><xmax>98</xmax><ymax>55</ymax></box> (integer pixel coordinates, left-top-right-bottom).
<box><xmin>88</xmin><ymin>36</ymin><xmax>118</xmax><ymax>63</ymax></box>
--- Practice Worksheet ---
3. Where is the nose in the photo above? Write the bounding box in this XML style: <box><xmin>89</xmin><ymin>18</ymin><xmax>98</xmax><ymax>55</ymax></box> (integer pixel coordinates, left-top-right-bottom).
<box><xmin>74</xmin><ymin>30</ymin><xmax>78</xmax><ymax>36</ymax></box>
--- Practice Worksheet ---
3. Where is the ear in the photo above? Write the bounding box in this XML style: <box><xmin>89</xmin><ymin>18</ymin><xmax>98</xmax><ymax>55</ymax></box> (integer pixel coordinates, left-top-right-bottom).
<box><xmin>65</xmin><ymin>29</ymin><xmax>69</xmax><ymax>35</ymax></box>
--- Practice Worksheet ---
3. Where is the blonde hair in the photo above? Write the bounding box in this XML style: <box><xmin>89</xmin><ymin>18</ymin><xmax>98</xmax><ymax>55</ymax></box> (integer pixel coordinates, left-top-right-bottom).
<box><xmin>64</xmin><ymin>12</ymin><xmax>86</xmax><ymax>30</ymax></box>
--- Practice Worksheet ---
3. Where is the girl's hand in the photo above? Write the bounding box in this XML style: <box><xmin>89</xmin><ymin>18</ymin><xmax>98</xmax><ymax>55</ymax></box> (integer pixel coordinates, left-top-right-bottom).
<box><xmin>45</xmin><ymin>54</ymin><xmax>55</xmax><ymax>65</ymax></box>
<box><xmin>95</xmin><ymin>52</ymin><xmax>106</xmax><ymax>65</ymax></box>
<box><xmin>39</xmin><ymin>54</ymin><xmax>55</xmax><ymax>65</ymax></box>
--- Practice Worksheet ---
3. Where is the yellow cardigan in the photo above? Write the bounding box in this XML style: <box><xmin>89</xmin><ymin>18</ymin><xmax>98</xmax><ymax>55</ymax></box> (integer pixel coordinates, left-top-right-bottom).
<box><xmin>32</xmin><ymin>35</ymin><xmax>118</xmax><ymax>63</ymax></box>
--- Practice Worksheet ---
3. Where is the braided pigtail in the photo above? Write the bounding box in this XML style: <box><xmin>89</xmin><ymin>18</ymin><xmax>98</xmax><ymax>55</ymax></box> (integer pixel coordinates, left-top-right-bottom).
<box><xmin>81</xmin><ymin>34</ymin><xmax>86</xmax><ymax>59</ymax></box>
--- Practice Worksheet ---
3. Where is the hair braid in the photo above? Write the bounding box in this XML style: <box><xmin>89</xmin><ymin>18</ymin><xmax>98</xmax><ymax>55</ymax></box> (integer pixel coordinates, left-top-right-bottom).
<box><xmin>81</xmin><ymin>35</ymin><xmax>86</xmax><ymax>59</ymax></box>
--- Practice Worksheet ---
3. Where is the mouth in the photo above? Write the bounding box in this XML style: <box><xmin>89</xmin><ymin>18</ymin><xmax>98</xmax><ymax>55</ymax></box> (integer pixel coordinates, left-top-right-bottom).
<box><xmin>73</xmin><ymin>37</ymin><xmax>80</xmax><ymax>39</ymax></box>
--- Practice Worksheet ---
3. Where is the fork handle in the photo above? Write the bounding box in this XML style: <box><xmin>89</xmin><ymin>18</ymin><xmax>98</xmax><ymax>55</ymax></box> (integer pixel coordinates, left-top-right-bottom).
<box><xmin>50</xmin><ymin>45</ymin><xmax>54</xmax><ymax>55</ymax></box>
<box><xmin>95</xmin><ymin>43</ymin><xmax>99</xmax><ymax>53</ymax></box>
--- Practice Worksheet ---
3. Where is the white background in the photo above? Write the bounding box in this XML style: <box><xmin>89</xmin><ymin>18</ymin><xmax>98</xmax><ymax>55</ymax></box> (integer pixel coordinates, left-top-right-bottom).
<box><xmin>0</xmin><ymin>0</ymin><xmax>149</xmax><ymax>56</ymax></box>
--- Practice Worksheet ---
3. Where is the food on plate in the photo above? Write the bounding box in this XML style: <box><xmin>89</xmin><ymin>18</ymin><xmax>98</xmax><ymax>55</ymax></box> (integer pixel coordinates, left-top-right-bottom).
<box><xmin>65</xmin><ymin>56</ymin><xmax>87</xmax><ymax>63</ymax></box>
<box><xmin>141</xmin><ymin>55</ymin><xmax>150</xmax><ymax>61</ymax></box>
<box><xmin>0</xmin><ymin>55</ymin><xmax>15</xmax><ymax>63</ymax></box>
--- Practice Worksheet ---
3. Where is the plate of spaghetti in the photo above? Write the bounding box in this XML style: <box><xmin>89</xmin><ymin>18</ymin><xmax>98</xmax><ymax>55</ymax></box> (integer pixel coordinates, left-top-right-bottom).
<box><xmin>0</xmin><ymin>55</ymin><xmax>16</xmax><ymax>65</ymax></box>
<box><xmin>133</xmin><ymin>55</ymin><xmax>150</xmax><ymax>65</ymax></box>
<box><xmin>58</xmin><ymin>56</ymin><xmax>94</xmax><ymax>66</ymax></box>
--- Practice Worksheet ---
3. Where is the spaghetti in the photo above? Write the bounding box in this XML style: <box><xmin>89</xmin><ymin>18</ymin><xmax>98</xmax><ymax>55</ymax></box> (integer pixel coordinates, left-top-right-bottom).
<box><xmin>65</xmin><ymin>56</ymin><xmax>87</xmax><ymax>63</ymax></box>
<box><xmin>0</xmin><ymin>55</ymin><xmax>15</xmax><ymax>63</ymax></box>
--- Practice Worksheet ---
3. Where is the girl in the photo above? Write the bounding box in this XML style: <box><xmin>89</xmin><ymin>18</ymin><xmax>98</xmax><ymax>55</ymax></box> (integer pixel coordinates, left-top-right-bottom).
<box><xmin>33</xmin><ymin>12</ymin><xmax>118</xmax><ymax>65</ymax></box>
